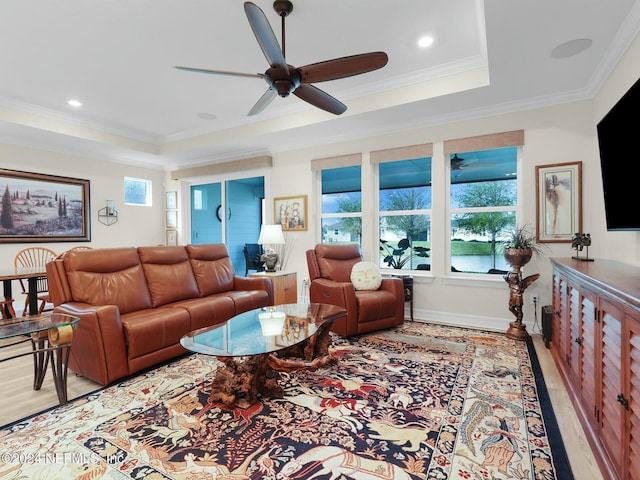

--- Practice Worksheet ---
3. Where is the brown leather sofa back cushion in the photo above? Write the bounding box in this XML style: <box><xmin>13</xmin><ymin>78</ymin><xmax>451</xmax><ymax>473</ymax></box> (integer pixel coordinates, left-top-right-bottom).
<box><xmin>64</xmin><ymin>247</ymin><xmax>153</xmax><ymax>314</ymax></box>
<box><xmin>138</xmin><ymin>246</ymin><xmax>200</xmax><ymax>307</ymax></box>
<box><xmin>313</xmin><ymin>244</ymin><xmax>363</xmax><ymax>283</ymax></box>
<box><xmin>186</xmin><ymin>244</ymin><xmax>235</xmax><ymax>296</ymax></box>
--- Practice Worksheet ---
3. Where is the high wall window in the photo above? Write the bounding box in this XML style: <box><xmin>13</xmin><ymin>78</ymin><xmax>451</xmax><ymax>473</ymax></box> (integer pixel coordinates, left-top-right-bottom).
<box><xmin>378</xmin><ymin>157</ymin><xmax>432</xmax><ymax>271</ymax></box>
<box><xmin>124</xmin><ymin>177</ymin><xmax>152</xmax><ymax>206</ymax></box>
<box><xmin>448</xmin><ymin>147</ymin><xmax>518</xmax><ymax>274</ymax></box>
<box><xmin>320</xmin><ymin>165</ymin><xmax>362</xmax><ymax>245</ymax></box>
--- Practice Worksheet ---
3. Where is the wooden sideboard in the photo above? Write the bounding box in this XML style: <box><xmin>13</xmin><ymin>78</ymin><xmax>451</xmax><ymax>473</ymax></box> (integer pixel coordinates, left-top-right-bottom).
<box><xmin>550</xmin><ymin>258</ymin><xmax>640</xmax><ymax>480</ymax></box>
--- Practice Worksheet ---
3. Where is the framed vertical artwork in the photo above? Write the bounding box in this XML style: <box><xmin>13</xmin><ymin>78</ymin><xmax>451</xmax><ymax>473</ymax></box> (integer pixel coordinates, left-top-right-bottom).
<box><xmin>166</xmin><ymin>210</ymin><xmax>178</xmax><ymax>229</ymax></box>
<box><xmin>0</xmin><ymin>168</ymin><xmax>91</xmax><ymax>243</ymax></box>
<box><xmin>274</xmin><ymin>195</ymin><xmax>307</xmax><ymax>231</ymax></box>
<box><xmin>535</xmin><ymin>161</ymin><xmax>582</xmax><ymax>243</ymax></box>
<box><xmin>166</xmin><ymin>229</ymin><xmax>177</xmax><ymax>246</ymax></box>
<box><xmin>165</xmin><ymin>191</ymin><xmax>177</xmax><ymax>210</ymax></box>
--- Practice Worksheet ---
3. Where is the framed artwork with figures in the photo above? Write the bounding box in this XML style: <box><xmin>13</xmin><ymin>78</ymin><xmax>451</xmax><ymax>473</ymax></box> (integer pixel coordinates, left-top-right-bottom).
<box><xmin>274</xmin><ymin>195</ymin><xmax>307</xmax><ymax>231</ymax></box>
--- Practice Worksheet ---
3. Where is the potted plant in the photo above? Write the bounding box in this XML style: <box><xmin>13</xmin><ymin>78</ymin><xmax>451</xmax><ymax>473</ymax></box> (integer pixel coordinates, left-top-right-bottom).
<box><xmin>502</xmin><ymin>224</ymin><xmax>545</xmax><ymax>269</ymax></box>
<box><xmin>380</xmin><ymin>238</ymin><xmax>430</xmax><ymax>269</ymax></box>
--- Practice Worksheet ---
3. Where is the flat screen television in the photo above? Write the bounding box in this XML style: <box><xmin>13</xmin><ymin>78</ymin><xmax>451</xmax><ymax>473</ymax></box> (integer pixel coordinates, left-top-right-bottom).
<box><xmin>596</xmin><ymin>76</ymin><xmax>640</xmax><ymax>231</ymax></box>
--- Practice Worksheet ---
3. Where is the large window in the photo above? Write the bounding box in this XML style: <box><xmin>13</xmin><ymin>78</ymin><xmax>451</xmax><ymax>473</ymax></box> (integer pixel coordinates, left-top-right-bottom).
<box><xmin>320</xmin><ymin>165</ymin><xmax>361</xmax><ymax>245</ymax></box>
<box><xmin>378</xmin><ymin>157</ymin><xmax>432</xmax><ymax>271</ymax></box>
<box><xmin>449</xmin><ymin>147</ymin><xmax>517</xmax><ymax>274</ymax></box>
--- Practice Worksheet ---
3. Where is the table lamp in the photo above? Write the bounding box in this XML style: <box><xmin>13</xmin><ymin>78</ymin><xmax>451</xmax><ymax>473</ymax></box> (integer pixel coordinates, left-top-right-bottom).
<box><xmin>258</xmin><ymin>224</ymin><xmax>285</xmax><ymax>272</ymax></box>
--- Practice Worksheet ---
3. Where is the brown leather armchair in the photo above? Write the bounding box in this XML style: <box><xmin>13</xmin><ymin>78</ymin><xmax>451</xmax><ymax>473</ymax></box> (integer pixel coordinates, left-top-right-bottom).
<box><xmin>306</xmin><ymin>244</ymin><xmax>404</xmax><ymax>337</ymax></box>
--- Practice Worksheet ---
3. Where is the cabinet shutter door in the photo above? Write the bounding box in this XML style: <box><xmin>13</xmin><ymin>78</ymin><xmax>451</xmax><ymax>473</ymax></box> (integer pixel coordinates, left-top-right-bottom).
<box><xmin>628</xmin><ymin>320</ymin><xmax>640</xmax><ymax>479</ymax></box>
<box><xmin>599</xmin><ymin>298</ymin><xmax>625</xmax><ymax>479</ymax></box>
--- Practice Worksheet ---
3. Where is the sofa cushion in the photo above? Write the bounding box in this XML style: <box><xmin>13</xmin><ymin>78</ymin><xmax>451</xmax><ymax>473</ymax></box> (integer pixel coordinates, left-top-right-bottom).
<box><xmin>350</xmin><ymin>261</ymin><xmax>382</xmax><ymax>291</ymax></box>
<box><xmin>175</xmin><ymin>295</ymin><xmax>236</xmax><ymax>331</ymax></box>
<box><xmin>138</xmin><ymin>246</ymin><xmax>200</xmax><ymax>307</ymax></box>
<box><xmin>64</xmin><ymin>247</ymin><xmax>152</xmax><ymax>314</ymax></box>
<box><xmin>121</xmin><ymin>307</ymin><xmax>191</xmax><ymax>359</ymax></box>
<box><xmin>186</xmin><ymin>244</ymin><xmax>236</xmax><ymax>296</ymax></box>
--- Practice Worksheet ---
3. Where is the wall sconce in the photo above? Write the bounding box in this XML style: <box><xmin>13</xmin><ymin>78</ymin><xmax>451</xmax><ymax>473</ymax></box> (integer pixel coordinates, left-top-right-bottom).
<box><xmin>98</xmin><ymin>200</ymin><xmax>118</xmax><ymax>226</ymax></box>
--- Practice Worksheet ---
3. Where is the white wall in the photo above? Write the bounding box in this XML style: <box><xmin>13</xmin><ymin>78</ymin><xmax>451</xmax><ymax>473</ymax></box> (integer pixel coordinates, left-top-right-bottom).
<box><xmin>0</xmin><ymin>143</ymin><xmax>166</xmax><ymax>310</ymax></box>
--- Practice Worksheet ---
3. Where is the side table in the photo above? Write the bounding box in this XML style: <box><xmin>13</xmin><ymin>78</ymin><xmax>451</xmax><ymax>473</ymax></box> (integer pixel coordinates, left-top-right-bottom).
<box><xmin>0</xmin><ymin>313</ymin><xmax>79</xmax><ymax>405</ymax></box>
<box><xmin>385</xmin><ymin>274</ymin><xmax>414</xmax><ymax>321</ymax></box>
<box><xmin>250</xmin><ymin>271</ymin><xmax>297</xmax><ymax>305</ymax></box>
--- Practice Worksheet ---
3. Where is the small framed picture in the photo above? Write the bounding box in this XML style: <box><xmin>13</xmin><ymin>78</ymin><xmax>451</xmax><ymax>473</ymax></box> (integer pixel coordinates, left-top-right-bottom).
<box><xmin>166</xmin><ymin>211</ymin><xmax>178</xmax><ymax>229</ymax></box>
<box><xmin>166</xmin><ymin>230</ymin><xmax>177</xmax><ymax>246</ymax></box>
<box><xmin>166</xmin><ymin>191</ymin><xmax>177</xmax><ymax>210</ymax></box>
<box><xmin>274</xmin><ymin>195</ymin><xmax>308</xmax><ymax>231</ymax></box>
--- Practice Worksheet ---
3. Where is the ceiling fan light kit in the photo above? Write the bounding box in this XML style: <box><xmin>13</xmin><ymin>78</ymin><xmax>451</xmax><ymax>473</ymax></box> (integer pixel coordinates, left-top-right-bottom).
<box><xmin>176</xmin><ymin>1</ymin><xmax>388</xmax><ymax>116</ymax></box>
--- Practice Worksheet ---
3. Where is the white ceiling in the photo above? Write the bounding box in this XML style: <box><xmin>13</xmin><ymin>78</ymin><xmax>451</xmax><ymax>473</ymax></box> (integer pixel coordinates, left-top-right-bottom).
<box><xmin>0</xmin><ymin>0</ymin><xmax>638</xmax><ymax>171</ymax></box>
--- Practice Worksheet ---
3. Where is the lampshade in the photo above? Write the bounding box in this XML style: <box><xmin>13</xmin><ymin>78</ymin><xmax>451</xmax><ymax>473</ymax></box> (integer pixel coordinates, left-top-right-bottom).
<box><xmin>258</xmin><ymin>224</ymin><xmax>285</xmax><ymax>245</ymax></box>
<box><xmin>258</xmin><ymin>311</ymin><xmax>286</xmax><ymax>336</ymax></box>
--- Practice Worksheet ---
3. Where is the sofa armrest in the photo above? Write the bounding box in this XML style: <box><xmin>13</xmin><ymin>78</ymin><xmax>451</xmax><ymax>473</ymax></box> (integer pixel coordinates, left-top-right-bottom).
<box><xmin>53</xmin><ymin>303</ymin><xmax>129</xmax><ymax>386</ymax></box>
<box><xmin>234</xmin><ymin>276</ymin><xmax>274</xmax><ymax>305</ymax></box>
<box><xmin>309</xmin><ymin>278</ymin><xmax>358</xmax><ymax>336</ymax></box>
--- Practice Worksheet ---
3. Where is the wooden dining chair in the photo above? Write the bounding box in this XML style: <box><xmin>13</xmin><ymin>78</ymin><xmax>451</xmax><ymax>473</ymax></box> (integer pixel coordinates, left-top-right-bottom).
<box><xmin>0</xmin><ymin>297</ymin><xmax>16</xmax><ymax>320</ymax></box>
<box><xmin>13</xmin><ymin>247</ymin><xmax>57</xmax><ymax>316</ymax></box>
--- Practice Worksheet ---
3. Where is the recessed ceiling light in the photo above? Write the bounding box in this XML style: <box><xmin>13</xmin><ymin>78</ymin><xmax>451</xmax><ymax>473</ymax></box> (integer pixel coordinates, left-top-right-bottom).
<box><xmin>550</xmin><ymin>38</ymin><xmax>593</xmax><ymax>59</ymax></box>
<box><xmin>417</xmin><ymin>35</ymin><xmax>434</xmax><ymax>48</ymax></box>
<box><xmin>67</xmin><ymin>99</ymin><xmax>83</xmax><ymax>108</ymax></box>
<box><xmin>197</xmin><ymin>112</ymin><xmax>217</xmax><ymax>120</ymax></box>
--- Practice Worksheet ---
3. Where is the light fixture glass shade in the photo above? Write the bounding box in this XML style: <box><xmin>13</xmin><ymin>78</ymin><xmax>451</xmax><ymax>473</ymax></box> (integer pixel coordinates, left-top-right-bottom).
<box><xmin>257</xmin><ymin>224</ymin><xmax>285</xmax><ymax>245</ymax></box>
<box><xmin>258</xmin><ymin>311</ymin><xmax>286</xmax><ymax>336</ymax></box>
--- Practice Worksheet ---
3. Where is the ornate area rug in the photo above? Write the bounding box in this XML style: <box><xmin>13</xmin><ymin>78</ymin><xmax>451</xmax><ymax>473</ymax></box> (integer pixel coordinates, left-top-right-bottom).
<box><xmin>0</xmin><ymin>322</ymin><xmax>572</xmax><ymax>479</ymax></box>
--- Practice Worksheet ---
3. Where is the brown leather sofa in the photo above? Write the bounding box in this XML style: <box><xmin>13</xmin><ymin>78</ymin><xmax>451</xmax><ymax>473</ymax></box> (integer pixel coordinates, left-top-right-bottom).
<box><xmin>306</xmin><ymin>244</ymin><xmax>404</xmax><ymax>337</ymax></box>
<box><xmin>46</xmin><ymin>244</ymin><xmax>274</xmax><ymax>385</ymax></box>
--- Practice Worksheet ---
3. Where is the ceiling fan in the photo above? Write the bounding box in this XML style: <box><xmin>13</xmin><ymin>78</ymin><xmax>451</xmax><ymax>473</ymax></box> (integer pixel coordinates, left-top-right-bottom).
<box><xmin>451</xmin><ymin>154</ymin><xmax>496</xmax><ymax>171</ymax></box>
<box><xmin>175</xmin><ymin>1</ymin><xmax>388</xmax><ymax>116</ymax></box>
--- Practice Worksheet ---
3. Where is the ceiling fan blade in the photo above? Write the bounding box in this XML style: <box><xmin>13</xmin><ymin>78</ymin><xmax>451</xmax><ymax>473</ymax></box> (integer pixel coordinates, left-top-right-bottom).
<box><xmin>248</xmin><ymin>88</ymin><xmax>278</xmax><ymax>116</ymax></box>
<box><xmin>175</xmin><ymin>66</ymin><xmax>263</xmax><ymax>79</ymax></box>
<box><xmin>244</xmin><ymin>2</ymin><xmax>288</xmax><ymax>72</ymax></box>
<box><xmin>293</xmin><ymin>84</ymin><xmax>347</xmax><ymax>115</ymax></box>
<box><xmin>298</xmin><ymin>52</ymin><xmax>388</xmax><ymax>84</ymax></box>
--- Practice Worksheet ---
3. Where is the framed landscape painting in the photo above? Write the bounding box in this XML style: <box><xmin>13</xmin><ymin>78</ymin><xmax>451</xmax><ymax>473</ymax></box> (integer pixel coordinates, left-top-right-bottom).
<box><xmin>0</xmin><ymin>169</ymin><xmax>91</xmax><ymax>243</ymax></box>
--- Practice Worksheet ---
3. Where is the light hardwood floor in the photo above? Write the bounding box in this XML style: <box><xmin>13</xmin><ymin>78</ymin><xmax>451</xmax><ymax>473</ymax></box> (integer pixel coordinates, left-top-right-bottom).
<box><xmin>0</xmin><ymin>333</ymin><xmax>604</xmax><ymax>479</ymax></box>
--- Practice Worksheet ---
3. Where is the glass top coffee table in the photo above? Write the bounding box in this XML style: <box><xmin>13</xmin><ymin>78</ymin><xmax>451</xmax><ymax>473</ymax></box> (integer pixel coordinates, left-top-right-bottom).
<box><xmin>0</xmin><ymin>313</ymin><xmax>80</xmax><ymax>405</ymax></box>
<box><xmin>181</xmin><ymin>303</ymin><xmax>346</xmax><ymax>407</ymax></box>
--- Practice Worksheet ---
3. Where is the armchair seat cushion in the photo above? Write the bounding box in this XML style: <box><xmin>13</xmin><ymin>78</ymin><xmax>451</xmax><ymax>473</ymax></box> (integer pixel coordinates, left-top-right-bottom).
<box><xmin>356</xmin><ymin>290</ymin><xmax>399</xmax><ymax>322</ymax></box>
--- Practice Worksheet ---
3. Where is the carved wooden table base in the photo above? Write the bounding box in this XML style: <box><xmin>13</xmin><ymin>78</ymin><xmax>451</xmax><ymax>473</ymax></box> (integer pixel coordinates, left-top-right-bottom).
<box><xmin>209</xmin><ymin>354</ymin><xmax>283</xmax><ymax>408</ymax></box>
<box><xmin>208</xmin><ymin>321</ymin><xmax>337</xmax><ymax>407</ymax></box>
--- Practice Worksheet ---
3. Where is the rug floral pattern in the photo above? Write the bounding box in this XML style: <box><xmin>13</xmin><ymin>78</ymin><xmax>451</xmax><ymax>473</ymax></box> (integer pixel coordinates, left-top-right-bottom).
<box><xmin>0</xmin><ymin>322</ymin><xmax>568</xmax><ymax>480</ymax></box>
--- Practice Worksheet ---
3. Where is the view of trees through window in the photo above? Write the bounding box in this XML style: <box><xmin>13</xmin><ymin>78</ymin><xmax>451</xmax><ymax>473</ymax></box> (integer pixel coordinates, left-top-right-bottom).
<box><xmin>379</xmin><ymin>157</ymin><xmax>431</xmax><ymax>271</ymax></box>
<box><xmin>321</xmin><ymin>165</ymin><xmax>362</xmax><ymax>244</ymax></box>
<box><xmin>318</xmin><ymin>145</ymin><xmax>518</xmax><ymax>275</ymax></box>
<box><xmin>450</xmin><ymin>147</ymin><xmax>517</xmax><ymax>273</ymax></box>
